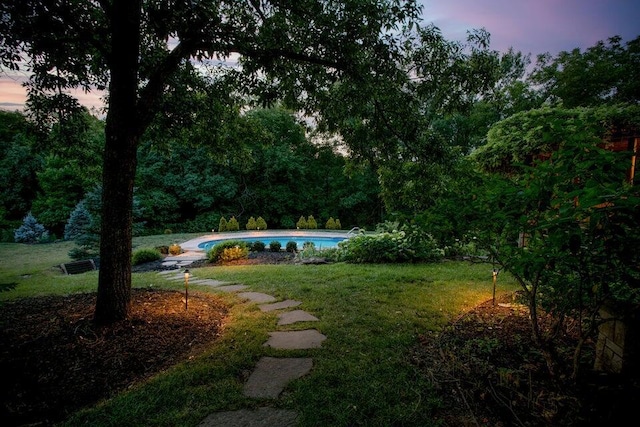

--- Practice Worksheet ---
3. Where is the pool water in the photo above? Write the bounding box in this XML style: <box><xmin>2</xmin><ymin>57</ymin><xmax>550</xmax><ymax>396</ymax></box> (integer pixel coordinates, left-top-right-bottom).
<box><xmin>198</xmin><ymin>235</ymin><xmax>347</xmax><ymax>251</ymax></box>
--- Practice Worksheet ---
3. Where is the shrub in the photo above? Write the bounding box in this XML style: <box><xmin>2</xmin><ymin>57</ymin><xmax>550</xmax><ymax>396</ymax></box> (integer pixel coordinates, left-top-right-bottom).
<box><xmin>256</xmin><ymin>216</ymin><xmax>267</xmax><ymax>230</ymax></box>
<box><xmin>155</xmin><ymin>245</ymin><xmax>169</xmax><ymax>255</ymax></box>
<box><xmin>335</xmin><ymin>219</ymin><xmax>342</xmax><ymax>229</ymax></box>
<box><xmin>220</xmin><ymin>246</ymin><xmax>249</xmax><ymax>262</ymax></box>
<box><xmin>269</xmin><ymin>241</ymin><xmax>282</xmax><ymax>252</ymax></box>
<box><xmin>169</xmin><ymin>244</ymin><xmax>182</xmax><ymax>255</ymax></box>
<box><xmin>307</xmin><ymin>215</ymin><xmax>317</xmax><ymax>229</ymax></box>
<box><xmin>251</xmin><ymin>241</ymin><xmax>266</xmax><ymax>252</ymax></box>
<box><xmin>164</xmin><ymin>228</ymin><xmax>172</xmax><ymax>234</ymax></box>
<box><xmin>246</xmin><ymin>216</ymin><xmax>257</xmax><ymax>230</ymax></box>
<box><xmin>227</xmin><ymin>216</ymin><xmax>240</xmax><ymax>231</ymax></box>
<box><xmin>286</xmin><ymin>241</ymin><xmax>298</xmax><ymax>252</ymax></box>
<box><xmin>14</xmin><ymin>212</ymin><xmax>49</xmax><ymax>244</ymax></box>
<box><xmin>303</xmin><ymin>241</ymin><xmax>315</xmax><ymax>250</ymax></box>
<box><xmin>132</xmin><ymin>248</ymin><xmax>162</xmax><ymax>265</ymax></box>
<box><xmin>296</xmin><ymin>216</ymin><xmax>307</xmax><ymax>229</ymax></box>
<box><xmin>64</xmin><ymin>202</ymin><xmax>92</xmax><ymax>241</ymax></box>
<box><xmin>337</xmin><ymin>226</ymin><xmax>443</xmax><ymax>264</ymax></box>
<box><xmin>218</xmin><ymin>217</ymin><xmax>228</xmax><ymax>232</ymax></box>
<box><xmin>207</xmin><ymin>240</ymin><xmax>249</xmax><ymax>262</ymax></box>
<box><xmin>325</xmin><ymin>217</ymin><xmax>336</xmax><ymax>229</ymax></box>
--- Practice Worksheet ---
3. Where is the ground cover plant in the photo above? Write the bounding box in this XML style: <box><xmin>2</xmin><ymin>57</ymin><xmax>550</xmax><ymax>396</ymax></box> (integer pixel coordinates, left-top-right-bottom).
<box><xmin>1</xmin><ymin>234</ymin><xmax>637</xmax><ymax>426</ymax></box>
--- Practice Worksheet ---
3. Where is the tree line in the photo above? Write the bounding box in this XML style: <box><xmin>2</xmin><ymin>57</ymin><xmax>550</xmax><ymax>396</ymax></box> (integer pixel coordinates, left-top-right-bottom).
<box><xmin>0</xmin><ymin>105</ymin><xmax>381</xmax><ymax>242</ymax></box>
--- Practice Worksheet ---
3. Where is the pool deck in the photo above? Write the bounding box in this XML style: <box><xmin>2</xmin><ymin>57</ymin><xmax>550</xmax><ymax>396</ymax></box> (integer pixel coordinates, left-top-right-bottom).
<box><xmin>180</xmin><ymin>230</ymin><xmax>352</xmax><ymax>253</ymax></box>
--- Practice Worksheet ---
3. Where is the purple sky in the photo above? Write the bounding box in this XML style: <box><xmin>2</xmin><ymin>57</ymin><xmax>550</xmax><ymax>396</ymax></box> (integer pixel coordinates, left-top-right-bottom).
<box><xmin>420</xmin><ymin>0</ymin><xmax>640</xmax><ymax>57</ymax></box>
<box><xmin>1</xmin><ymin>0</ymin><xmax>639</xmax><ymax>112</ymax></box>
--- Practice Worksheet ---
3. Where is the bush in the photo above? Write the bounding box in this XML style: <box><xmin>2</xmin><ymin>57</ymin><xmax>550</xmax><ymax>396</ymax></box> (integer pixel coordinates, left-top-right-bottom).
<box><xmin>155</xmin><ymin>245</ymin><xmax>169</xmax><ymax>255</ymax></box>
<box><xmin>337</xmin><ymin>226</ymin><xmax>443</xmax><ymax>264</ymax></box>
<box><xmin>246</xmin><ymin>216</ymin><xmax>257</xmax><ymax>230</ymax></box>
<box><xmin>269</xmin><ymin>241</ymin><xmax>282</xmax><ymax>252</ymax></box>
<box><xmin>335</xmin><ymin>219</ymin><xmax>342</xmax><ymax>229</ymax></box>
<box><xmin>64</xmin><ymin>202</ymin><xmax>92</xmax><ymax>241</ymax></box>
<box><xmin>132</xmin><ymin>248</ymin><xmax>162</xmax><ymax>265</ymax></box>
<box><xmin>296</xmin><ymin>216</ymin><xmax>307</xmax><ymax>229</ymax></box>
<box><xmin>218</xmin><ymin>217</ymin><xmax>228</xmax><ymax>232</ymax></box>
<box><xmin>227</xmin><ymin>216</ymin><xmax>240</xmax><ymax>231</ymax></box>
<box><xmin>307</xmin><ymin>215</ymin><xmax>317</xmax><ymax>229</ymax></box>
<box><xmin>169</xmin><ymin>244</ymin><xmax>182</xmax><ymax>255</ymax></box>
<box><xmin>256</xmin><ymin>216</ymin><xmax>267</xmax><ymax>230</ymax></box>
<box><xmin>325</xmin><ymin>217</ymin><xmax>336</xmax><ymax>229</ymax></box>
<box><xmin>207</xmin><ymin>240</ymin><xmax>249</xmax><ymax>262</ymax></box>
<box><xmin>286</xmin><ymin>241</ymin><xmax>297</xmax><ymax>252</ymax></box>
<box><xmin>14</xmin><ymin>212</ymin><xmax>49</xmax><ymax>244</ymax></box>
<box><xmin>251</xmin><ymin>241</ymin><xmax>266</xmax><ymax>252</ymax></box>
<box><xmin>303</xmin><ymin>241</ymin><xmax>315</xmax><ymax>250</ymax></box>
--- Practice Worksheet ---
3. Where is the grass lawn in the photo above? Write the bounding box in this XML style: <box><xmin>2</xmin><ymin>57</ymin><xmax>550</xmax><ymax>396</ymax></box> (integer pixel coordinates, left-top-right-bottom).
<box><xmin>0</xmin><ymin>235</ymin><xmax>520</xmax><ymax>426</ymax></box>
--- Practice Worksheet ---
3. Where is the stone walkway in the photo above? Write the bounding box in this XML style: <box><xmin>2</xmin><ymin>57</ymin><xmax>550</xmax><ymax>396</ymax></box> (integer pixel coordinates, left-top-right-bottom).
<box><xmin>159</xmin><ymin>255</ymin><xmax>325</xmax><ymax>426</ymax></box>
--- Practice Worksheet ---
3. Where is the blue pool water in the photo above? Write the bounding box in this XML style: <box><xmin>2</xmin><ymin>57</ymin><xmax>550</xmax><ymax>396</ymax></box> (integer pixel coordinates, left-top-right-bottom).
<box><xmin>198</xmin><ymin>235</ymin><xmax>348</xmax><ymax>251</ymax></box>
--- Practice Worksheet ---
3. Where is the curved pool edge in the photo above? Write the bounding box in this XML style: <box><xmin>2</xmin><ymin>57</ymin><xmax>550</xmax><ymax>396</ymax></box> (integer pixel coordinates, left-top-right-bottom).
<box><xmin>180</xmin><ymin>230</ymin><xmax>353</xmax><ymax>252</ymax></box>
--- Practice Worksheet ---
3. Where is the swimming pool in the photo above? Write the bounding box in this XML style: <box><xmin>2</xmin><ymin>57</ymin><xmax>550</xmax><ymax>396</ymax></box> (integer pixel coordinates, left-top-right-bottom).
<box><xmin>197</xmin><ymin>235</ymin><xmax>348</xmax><ymax>251</ymax></box>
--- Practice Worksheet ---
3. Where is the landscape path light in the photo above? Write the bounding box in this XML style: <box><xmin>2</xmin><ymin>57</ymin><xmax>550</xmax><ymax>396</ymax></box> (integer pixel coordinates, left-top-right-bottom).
<box><xmin>184</xmin><ymin>269</ymin><xmax>190</xmax><ymax>311</ymax></box>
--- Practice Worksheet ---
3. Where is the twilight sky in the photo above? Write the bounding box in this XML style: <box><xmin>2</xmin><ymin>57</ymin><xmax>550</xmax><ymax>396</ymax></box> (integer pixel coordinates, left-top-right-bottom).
<box><xmin>1</xmin><ymin>0</ymin><xmax>639</xmax><ymax>112</ymax></box>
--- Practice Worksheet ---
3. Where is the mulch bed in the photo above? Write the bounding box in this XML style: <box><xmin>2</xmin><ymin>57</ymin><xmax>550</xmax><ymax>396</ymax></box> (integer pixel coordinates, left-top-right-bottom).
<box><xmin>0</xmin><ymin>288</ymin><xmax>228</xmax><ymax>426</ymax></box>
<box><xmin>412</xmin><ymin>293</ymin><xmax>640</xmax><ymax>426</ymax></box>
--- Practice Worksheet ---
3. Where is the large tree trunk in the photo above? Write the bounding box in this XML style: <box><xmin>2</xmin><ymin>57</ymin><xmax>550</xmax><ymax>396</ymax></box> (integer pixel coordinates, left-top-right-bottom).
<box><xmin>94</xmin><ymin>0</ymin><xmax>142</xmax><ymax>325</ymax></box>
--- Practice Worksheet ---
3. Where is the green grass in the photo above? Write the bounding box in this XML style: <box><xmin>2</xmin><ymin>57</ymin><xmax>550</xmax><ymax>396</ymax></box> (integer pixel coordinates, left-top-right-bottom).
<box><xmin>0</xmin><ymin>236</ymin><xmax>519</xmax><ymax>426</ymax></box>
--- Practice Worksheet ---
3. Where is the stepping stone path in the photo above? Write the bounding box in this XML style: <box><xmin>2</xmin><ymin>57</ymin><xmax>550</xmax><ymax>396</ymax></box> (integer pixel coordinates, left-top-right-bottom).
<box><xmin>157</xmin><ymin>265</ymin><xmax>325</xmax><ymax>425</ymax></box>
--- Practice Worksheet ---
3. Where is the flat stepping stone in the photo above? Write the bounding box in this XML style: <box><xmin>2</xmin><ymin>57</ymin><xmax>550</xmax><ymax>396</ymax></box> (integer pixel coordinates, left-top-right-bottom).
<box><xmin>277</xmin><ymin>310</ymin><xmax>319</xmax><ymax>325</ymax></box>
<box><xmin>157</xmin><ymin>269</ymin><xmax>179</xmax><ymax>275</ymax></box>
<box><xmin>243</xmin><ymin>357</ymin><xmax>313</xmax><ymax>399</ymax></box>
<box><xmin>214</xmin><ymin>284</ymin><xmax>249</xmax><ymax>292</ymax></box>
<box><xmin>199</xmin><ymin>407</ymin><xmax>298</xmax><ymax>427</ymax></box>
<box><xmin>264</xmin><ymin>329</ymin><xmax>326</xmax><ymax>350</ymax></box>
<box><xmin>189</xmin><ymin>279</ymin><xmax>227</xmax><ymax>287</ymax></box>
<box><xmin>238</xmin><ymin>292</ymin><xmax>277</xmax><ymax>304</ymax></box>
<box><xmin>161</xmin><ymin>261</ymin><xmax>178</xmax><ymax>266</ymax></box>
<box><xmin>260</xmin><ymin>300</ymin><xmax>302</xmax><ymax>312</ymax></box>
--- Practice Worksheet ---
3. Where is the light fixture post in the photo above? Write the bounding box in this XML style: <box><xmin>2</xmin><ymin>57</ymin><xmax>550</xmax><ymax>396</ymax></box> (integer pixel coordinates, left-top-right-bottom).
<box><xmin>184</xmin><ymin>269</ymin><xmax>190</xmax><ymax>310</ymax></box>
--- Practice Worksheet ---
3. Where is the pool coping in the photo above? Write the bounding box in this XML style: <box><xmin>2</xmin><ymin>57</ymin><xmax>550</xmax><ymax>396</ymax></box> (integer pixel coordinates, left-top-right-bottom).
<box><xmin>180</xmin><ymin>230</ymin><xmax>353</xmax><ymax>252</ymax></box>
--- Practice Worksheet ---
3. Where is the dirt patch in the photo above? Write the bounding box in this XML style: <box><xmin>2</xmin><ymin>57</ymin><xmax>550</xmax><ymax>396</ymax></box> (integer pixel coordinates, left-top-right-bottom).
<box><xmin>0</xmin><ymin>288</ymin><xmax>228</xmax><ymax>426</ymax></box>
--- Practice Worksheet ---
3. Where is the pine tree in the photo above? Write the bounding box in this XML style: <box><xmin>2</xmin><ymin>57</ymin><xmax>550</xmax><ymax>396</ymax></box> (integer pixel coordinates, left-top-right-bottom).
<box><xmin>227</xmin><ymin>216</ymin><xmax>240</xmax><ymax>231</ymax></box>
<box><xmin>14</xmin><ymin>212</ymin><xmax>49</xmax><ymax>243</ymax></box>
<box><xmin>326</xmin><ymin>217</ymin><xmax>336</xmax><ymax>229</ymax></box>
<box><xmin>64</xmin><ymin>201</ymin><xmax>92</xmax><ymax>241</ymax></box>
<box><xmin>246</xmin><ymin>216</ymin><xmax>257</xmax><ymax>230</ymax></box>
<box><xmin>256</xmin><ymin>216</ymin><xmax>267</xmax><ymax>230</ymax></box>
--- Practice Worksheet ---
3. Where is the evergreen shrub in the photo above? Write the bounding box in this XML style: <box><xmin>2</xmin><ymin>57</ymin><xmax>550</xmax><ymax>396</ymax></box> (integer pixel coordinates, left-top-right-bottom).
<box><xmin>296</xmin><ymin>216</ymin><xmax>307</xmax><ymax>229</ymax></box>
<box><xmin>14</xmin><ymin>212</ymin><xmax>49</xmax><ymax>243</ymax></box>
<box><xmin>307</xmin><ymin>215</ymin><xmax>317</xmax><ymax>229</ymax></box>
<box><xmin>227</xmin><ymin>216</ymin><xmax>240</xmax><ymax>231</ymax></box>
<box><xmin>64</xmin><ymin>202</ymin><xmax>92</xmax><ymax>241</ymax></box>
<box><xmin>286</xmin><ymin>241</ymin><xmax>297</xmax><ymax>252</ymax></box>
<box><xmin>256</xmin><ymin>216</ymin><xmax>267</xmax><ymax>230</ymax></box>
<box><xmin>169</xmin><ymin>244</ymin><xmax>182</xmax><ymax>255</ymax></box>
<box><xmin>218</xmin><ymin>217</ymin><xmax>228</xmax><ymax>232</ymax></box>
<box><xmin>246</xmin><ymin>216</ymin><xmax>257</xmax><ymax>230</ymax></box>
<box><xmin>132</xmin><ymin>248</ymin><xmax>162</xmax><ymax>265</ymax></box>
<box><xmin>251</xmin><ymin>241</ymin><xmax>266</xmax><ymax>252</ymax></box>
<box><xmin>325</xmin><ymin>217</ymin><xmax>336</xmax><ymax>229</ymax></box>
<box><xmin>269</xmin><ymin>241</ymin><xmax>282</xmax><ymax>252</ymax></box>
